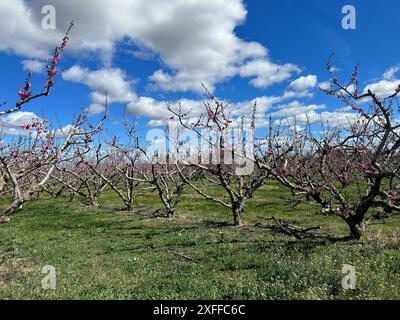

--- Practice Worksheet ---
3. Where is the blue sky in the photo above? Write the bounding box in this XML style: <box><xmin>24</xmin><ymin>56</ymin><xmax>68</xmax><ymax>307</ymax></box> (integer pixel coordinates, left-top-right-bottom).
<box><xmin>0</xmin><ymin>0</ymin><xmax>400</xmax><ymax>140</ymax></box>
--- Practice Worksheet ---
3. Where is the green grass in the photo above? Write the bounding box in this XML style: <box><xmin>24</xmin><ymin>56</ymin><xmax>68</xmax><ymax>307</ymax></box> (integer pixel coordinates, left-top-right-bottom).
<box><xmin>0</xmin><ymin>181</ymin><xmax>399</xmax><ymax>300</ymax></box>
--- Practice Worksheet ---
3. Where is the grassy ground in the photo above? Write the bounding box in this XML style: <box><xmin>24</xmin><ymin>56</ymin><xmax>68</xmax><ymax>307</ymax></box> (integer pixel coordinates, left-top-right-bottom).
<box><xmin>0</xmin><ymin>182</ymin><xmax>399</xmax><ymax>300</ymax></box>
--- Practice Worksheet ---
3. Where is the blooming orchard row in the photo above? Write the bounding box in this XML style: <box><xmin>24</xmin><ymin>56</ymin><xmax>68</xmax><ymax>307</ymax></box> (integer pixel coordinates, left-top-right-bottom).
<box><xmin>1</xmin><ymin>24</ymin><xmax>400</xmax><ymax>241</ymax></box>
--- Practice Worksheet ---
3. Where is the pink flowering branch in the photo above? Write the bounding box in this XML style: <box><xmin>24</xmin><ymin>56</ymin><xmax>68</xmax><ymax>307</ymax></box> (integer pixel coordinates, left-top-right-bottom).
<box><xmin>0</xmin><ymin>22</ymin><xmax>74</xmax><ymax>116</ymax></box>
<box><xmin>168</xmin><ymin>87</ymin><xmax>268</xmax><ymax>226</ymax></box>
<box><xmin>0</xmin><ymin>103</ymin><xmax>108</xmax><ymax>222</ymax></box>
<box><xmin>260</xmin><ymin>62</ymin><xmax>400</xmax><ymax>240</ymax></box>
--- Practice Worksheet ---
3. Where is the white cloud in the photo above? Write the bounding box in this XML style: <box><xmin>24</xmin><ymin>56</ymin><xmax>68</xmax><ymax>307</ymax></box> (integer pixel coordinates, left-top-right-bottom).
<box><xmin>337</xmin><ymin>106</ymin><xmax>353</xmax><ymax>112</ymax></box>
<box><xmin>148</xmin><ymin>70</ymin><xmax>214</xmax><ymax>93</ymax></box>
<box><xmin>271</xmin><ymin>101</ymin><xmax>325</xmax><ymax>118</ymax></box>
<box><xmin>85</xmin><ymin>104</ymin><xmax>108</xmax><ymax>116</ymax></box>
<box><xmin>127</xmin><ymin>85</ymin><xmax>318</xmax><ymax>127</ymax></box>
<box><xmin>0</xmin><ymin>1</ymin><xmax>54</xmax><ymax>58</ymax></box>
<box><xmin>276</xmin><ymin>110</ymin><xmax>359</xmax><ymax>128</ymax></box>
<box><xmin>231</xmin><ymin>96</ymin><xmax>282</xmax><ymax>115</ymax></box>
<box><xmin>62</xmin><ymin>66</ymin><xmax>136</xmax><ymax>103</ymax></box>
<box><xmin>135</xmin><ymin>93</ymin><xmax>292</xmax><ymax>128</ymax></box>
<box><xmin>278</xmin><ymin>75</ymin><xmax>318</xmax><ymax>100</ymax></box>
<box><xmin>0</xmin><ymin>112</ymin><xmax>74</xmax><ymax>138</ymax></box>
<box><xmin>53</xmin><ymin>124</ymin><xmax>75</xmax><ymax>139</ymax></box>
<box><xmin>62</xmin><ymin>66</ymin><xmax>137</xmax><ymax>115</ymax></box>
<box><xmin>0</xmin><ymin>111</ymin><xmax>40</xmax><ymax>136</ymax></box>
<box><xmin>1</xmin><ymin>111</ymin><xmax>40</xmax><ymax>126</ymax></box>
<box><xmin>1</xmin><ymin>0</ymin><xmax>300</xmax><ymax>93</ymax></box>
<box><xmin>123</xmin><ymin>93</ymin><xmax>282</xmax><ymax>127</ymax></box>
<box><xmin>289</xmin><ymin>75</ymin><xmax>318</xmax><ymax>92</ymax></box>
<box><xmin>364</xmin><ymin>80</ymin><xmax>400</xmax><ymax>98</ymax></box>
<box><xmin>128</xmin><ymin>97</ymin><xmax>200</xmax><ymax>120</ymax></box>
<box><xmin>328</xmin><ymin>65</ymin><xmax>341</xmax><ymax>73</ymax></box>
<box><xmin>361</xmin><ymin>65</ymin><xmax>400</xmax><ymax>99</ymax></box>
<box><xmin>319</xmin><ymin>81</ymin><xmax>331</xmax><ymax>90</ymax></box>
<box><xmin>60</xmin><ymin>64</ymin><xmax>291</xmax><ymax>121</ymax></box>
<box><xmin>239</xmin><ymin>59</ymin><xmax>301</xmax><ymax>89</ymax></box>
<box><xmin>22</xmin><ymin>59</ymin><xmax>46</xmax><ymax>73</ymax></box>
<box><xmin>383</xmin><ymin>65</ymin><xmax>400</xmax><ymax>80</ymax></box>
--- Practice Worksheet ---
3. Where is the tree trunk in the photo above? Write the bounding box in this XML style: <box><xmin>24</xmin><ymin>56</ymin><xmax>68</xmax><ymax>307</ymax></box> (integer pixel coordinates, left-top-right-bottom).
<box><xmin>90</xmin><ymin>196</ymin><xmax>99</xmax><ymax>207</ymax></box>
<box><xmin>232</xmin><ymin>202</ymin><xmax>244</xmax><ymax>226</ymax></box>
<box><xmin>0</xmin><ymin>216</ymin><xmax>10</xmax><ymax>224</ymax></box>
<box><xmin>55</xmin><ymin>186</ymin><xmax>66</xmax><ymax>198</ymax></box>
<box><xmin>346</xmin><ymin>217</ymin><xmax>365</xmax><ymax>240</ymax></box>
<box><xmin>126</xmin><ymin>201</ymin><xmax>134</xmax><ymax>211</ymax></box>
<box><xmin>0</xmin><ymin>198</ymin><xmax>24</xmax><ymax>222</ymax></box>
<box><xmin>166</xmin><ymin>208</ymin><xmax>175</xmax><ymax>218</ymax></box>
<box><xmin>69</xmin><ymin>191</ymin><xmax>76</xmax><ymax>202</ymax></box>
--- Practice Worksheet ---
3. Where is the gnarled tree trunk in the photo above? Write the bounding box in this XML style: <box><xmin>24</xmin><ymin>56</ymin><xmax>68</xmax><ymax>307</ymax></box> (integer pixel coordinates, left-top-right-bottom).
<box><xmin>345</xmin><ymin>216</ymin><xmax>365</xmax><ymax>240</ymax></box>
<box><xmin>232</xmin><ymin>201</ymin><xmax>244</xmax><ymax>226</ymax></box>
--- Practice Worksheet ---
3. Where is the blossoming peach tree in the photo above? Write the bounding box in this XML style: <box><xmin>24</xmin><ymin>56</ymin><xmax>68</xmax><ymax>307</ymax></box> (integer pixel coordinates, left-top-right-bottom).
<box><xmin>0</xmin><ymin>23</ymin><xmax>106</xmax><ymax>223</ymax></box>
<box><xmin>51</xmin><ymin>142</ymin><xmax>110</xmax><ymax>207</ymax></box>
<box><xmin>168</xmin><ymin>89</ymin><xmax>269</xmax><ymax>226</ymax></box>
<box><xmin>259</xmin><ymin>65</ymin><xmax>400</xmax><ymax>240</ymax></box>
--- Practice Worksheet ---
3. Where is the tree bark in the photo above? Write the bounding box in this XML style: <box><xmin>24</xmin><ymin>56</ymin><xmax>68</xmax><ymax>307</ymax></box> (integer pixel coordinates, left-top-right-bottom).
<box><xmin>126</xmin><ymin>201</ymin><xmax>134</xmax><ymax>211</ymax></box>
<box><xmin>0</xmin><ymin>216</ymin><xmax>10</xmax><ymax>224</ymax></box>
<box><xmin>90</xmin><ymin>196</ymin><xmax>99</xmax><ymax>207</ymax></box>
<box><xmin>346</xmin><ymin>217</ymin><xmax>365</xmax><ymax>240</ymax></box>
<box><xmin>166</xmin><ymin>208</ymin><xmax>175</xmax><ymax>218</ymax></box>
<box><xmin>0</xmin><ymin>198</ymin><xmax>24</xmax><ymax>221</ymax></box>
<box><xmin>232</xmin><ymin>202</ymin><xmax>244</xmax><ymax>226</ymax></box>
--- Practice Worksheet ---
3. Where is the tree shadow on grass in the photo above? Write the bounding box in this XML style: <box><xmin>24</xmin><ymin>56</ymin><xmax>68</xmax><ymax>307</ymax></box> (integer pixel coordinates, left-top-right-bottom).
<box><xmin>202</xmin><ymin>220</ymin><xmax>230</xmax><ymax>228</ymax></box>
<box><xmin>94</xmin><ymin>213</ymin><xmax>365</xmax><ymax>260</ymax></box>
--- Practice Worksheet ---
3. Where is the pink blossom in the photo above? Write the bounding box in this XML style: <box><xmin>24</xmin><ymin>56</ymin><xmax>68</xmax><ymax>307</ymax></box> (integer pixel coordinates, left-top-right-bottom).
<box><xmin>18</xmin><ymin>90</ymin><xmax>31</xmax><ymax>101</ymax></box>
<box><xmin>19</xmin><ymin>124</ymin><xmax>31</xmax><ymax>130</ymax></box>
<box><xmin>338</xmin><ymin>171</ymin><xmax>349</xmax><ymax>184</ymax></box>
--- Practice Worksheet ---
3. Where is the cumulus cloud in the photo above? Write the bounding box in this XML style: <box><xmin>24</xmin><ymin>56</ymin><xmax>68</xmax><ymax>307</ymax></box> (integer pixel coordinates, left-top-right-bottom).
<box><xmin>0</xmin><ymin>111</ymin><xmax>41</xmax><ymax>136</ymax></box>
<box><xmin>60</xmin><ymin>65</ymin><xmax>327</xmax><ymax>129</ymax></box>
<box><xmin>239</xmin><ymin>59</ymin><xmax>301</xmax><ymax>89</ymax></box>
<box><xmin>134</xmin><ymin>93</ymin><xmax>295</xmax><ymax>129</ymax></box>
<box><xmin>62</xmin><ymin>66</ymin><xmax>136</xmax><ymax>102</ymax></box>
<box><xmin>62</xmin><ymin>65</ymin><xmax>137</xmax><ymax>115</ymax></box>
<box><xmin>289</xmin><ymin>75</ymin><xmax>318</xmax><ymax>92</ymax></box>
<box><xmin>0</xmin><ymin>111</ymin><xmax>74</xmax><ymax>137</ymax></box>
<box><xmin>271</xmin><ymin>101</ymin><xmax>325</xmax><ymax>118</ymax></box>
<box><xmin>278</xmin><ymin>75</ymin><xmax>318</xmax><ymax>100</ymax></box>
<box><xmin>2</xmin><ymin>1</ymin><xmax>339</xmax><ymax>127</ymax></box>
<box><xmin>148</xmin><ymin>70</ymin><xmax>214</xmax><ymax>93</ymax></box>
<box><xmin>1</xmin><ymin>0</ymin><xmax>300</xmax><ymax>93</ymax></box>
<box><xmin>61</xmin><ymin>62</ymin><xmax>292</xmax><ymax>121</ymax></box>
<box><xmin>231</xmin><ymin>96</ymin><xmax>282</xmax><ymax>115</ymax></box>
<box><xmin>62</xmin><ymin>66</ymin><xmax>211</xmax><ymax>118</ymax></box>
<box><xmin>328</xmin><ymin>65</ymin><xmax>341</xmax><ymax>73</ymax></box>
<box><xmin>0</xmin><ymin>1</ymin><xmax>55</xmax><ymax>58</ymax></box>
<box><xmin>319</xmin><ymin>81</ymin><xmax>331</xmax><ymax>90</ymax></box>
<box><xmin>383</xmin><ymin>65</ymin><xmax>400</xmax><ymax>80</ymax></box>
<box><xmin>131</xmin><ymin>92</ymin><xmax>293</xmax><ymax>127</ymax></box>
<box><xmin>1</xmin><ymin>111</ymin><xmax>40</xmax><ymax>126</ymax></box>
<box><xmin>22</xmin><ymin>59</ymin><xmax>46</xmax><ymax>73</ymax></box>
<box><xmin>276</xmin><ymin>110</ymin><xmax>359</xmax><ymax>128</ymax></box>
<box><xmin>126</xmin><ymin>84</ymin><xmax>321</xmax><ymax>128</ymax></box>
<box><xmin>363</xmin><ymin>80</ymin><xmax>400</xmax><ymax>98</ymax></box>
<box><xmin>85</xmin><ymin>104</ymin><xmax>108</xmax><ymax>116</ymax></box>
<box><xmin>128</xmin><ymin>97</ymin><xmax>201</xmax><ymax>120</ymax></box>
<box><xmin>362</xmin><ymin>65</ymin><xmax>400</xmax><ymax>99</ymax></box>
